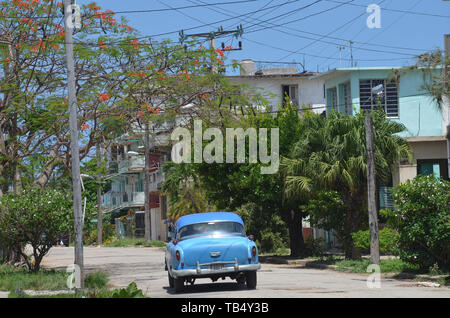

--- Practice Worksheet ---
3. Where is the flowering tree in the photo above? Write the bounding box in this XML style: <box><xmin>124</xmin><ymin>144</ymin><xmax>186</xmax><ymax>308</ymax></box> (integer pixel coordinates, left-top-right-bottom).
<box><xmin>0</xmin><ymin>0</ymin><xmax>244</xmax><ymax>194</ymax></box>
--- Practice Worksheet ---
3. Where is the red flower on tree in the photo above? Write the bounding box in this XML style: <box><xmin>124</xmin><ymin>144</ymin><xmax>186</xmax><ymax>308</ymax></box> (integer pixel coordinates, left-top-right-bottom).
<box><xmin>99</xmin><ymin>93</ymin><xmax>110</xmax><ymax>102</ymax></box>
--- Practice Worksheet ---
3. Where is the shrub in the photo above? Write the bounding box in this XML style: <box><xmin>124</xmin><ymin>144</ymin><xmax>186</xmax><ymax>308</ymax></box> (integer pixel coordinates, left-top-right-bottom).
<box><xmin>85</xmin><ymin>224</ymin><xmax>116</xmax><ymax>246</ymax></box>
<box><xmin>84</xmin><ymin>271</ymin><xmax>109</xmax><ymax>289</ymax></box>
<box><xmin>0</xmin><ymin>187</ymin><xmax>73</xmax><ymax>272</ymax></box>
<box><xmin>305</xmin><ymin>236</ymin><xmax>326</xmax><ymax>258</ymax></box>
<box><xmin>236</xmin><ymin>203</ymin><xmax>288</xmax><ymax>253</ymax></box>
<box><xmin>352</xmin><ymin>227</ymin><xmax>399</xmax><ymax>255</ymax></box>
<box><xmin>91</xmin><ymin>282</ymin><xmax>145</xmax><ymax>298</ymax></box>
<box><xmin>391</xmin><ymin>175</ymin><xmax>450</xmax><ymax>271</ymax></box>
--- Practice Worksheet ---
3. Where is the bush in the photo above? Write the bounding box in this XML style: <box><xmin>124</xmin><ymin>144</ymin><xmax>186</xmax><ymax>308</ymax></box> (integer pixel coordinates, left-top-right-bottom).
<box><xmin>85</xmin><ymin>224</ymin><xmax>116</xmax><ymax>246</ymax></box>
<box><xmin>305</xmin><ymin>236</ymin><xmax>326</xmax><ymax>258</ymax></box>
<box><xmin>352</xmin><ymin>227</ymin><xmax>399</xmax><ymax>255</ymax></box>
<box><xmin>258</xmin><ymin>230</ymin><xmax>285</xmax><ymax>254</ymax></box>
<box><xmin>236</xmin><ymin>203</ymin><xmax>288</xmax><ymax>253</ymax></box>
<box><xmin>0</xmin><ymin>187</ymin><xmax>73</xmax><ymax>272</ymax></box>
<box><xmin>90</xmin><ymin>282</ymin><xmax>145</xmax><ymax>298</ymax></box>
<box><xmin>84</xmin><ymin>271</ymin><xmax>109</xmax><ymax>289</ymax></box>
<box><xmin>391</xmin><ymin>175</ymin><xmax>450</xmax><ymax>271</ymax></box>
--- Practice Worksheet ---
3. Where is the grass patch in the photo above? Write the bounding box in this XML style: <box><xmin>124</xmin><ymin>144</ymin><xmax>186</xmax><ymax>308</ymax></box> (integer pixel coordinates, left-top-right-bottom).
<box><xmin>333</xmin><ymin>258</ymin><xmax>420</xmax><ymax>274</ymax></box>
<box><xmin>0</xmin><ymin>264</ymin><xmax>69</xmax><ymax>292</ymax></box>
<box><xmin>85</xmin><ymin>271</ymin><xmax>109</xmax><ymax>289</ymax></box>
<box><xmin>104</xmin><ymin>238</ymin><xmax>166</xmax><ymax>248</ymax></box>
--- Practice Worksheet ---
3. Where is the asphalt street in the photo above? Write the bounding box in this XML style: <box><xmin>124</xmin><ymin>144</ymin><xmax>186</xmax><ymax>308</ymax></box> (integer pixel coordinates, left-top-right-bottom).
<box><xmin>38</xmin><ymin>246</ymin><xmax>450</xmax><ymax>298</ymax></box>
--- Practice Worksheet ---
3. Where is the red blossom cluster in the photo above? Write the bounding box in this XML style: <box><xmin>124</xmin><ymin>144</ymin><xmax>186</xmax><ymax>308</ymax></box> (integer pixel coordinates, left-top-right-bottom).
<box><xmin>99</xmin><ymin>93</ymin><xmax>110</xmax><ymax>102</ymax></box>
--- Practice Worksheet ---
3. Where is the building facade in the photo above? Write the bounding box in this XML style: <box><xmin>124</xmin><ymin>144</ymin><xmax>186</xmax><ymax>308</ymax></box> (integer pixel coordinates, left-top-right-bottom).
<box><xmin>102</xmin><ymin>126</ymin><xmax>171</xmax><ymax>241</ymax></box>
<box><xmin>228</xmin><ymin>59</ymin><xmax>326</xmax><ymax>114</ymax></box>
<box><xmin>315</xmin><ymin>66</ymin><xmax>449</xmax><ymax>205</ymax></box>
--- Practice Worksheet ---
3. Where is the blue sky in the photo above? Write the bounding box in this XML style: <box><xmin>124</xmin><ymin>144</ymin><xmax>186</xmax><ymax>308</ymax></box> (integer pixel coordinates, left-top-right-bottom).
<box><xmin>78</xmin><ymin>0</ymin><xmax>449</xmax><ymax>74</ymax></box>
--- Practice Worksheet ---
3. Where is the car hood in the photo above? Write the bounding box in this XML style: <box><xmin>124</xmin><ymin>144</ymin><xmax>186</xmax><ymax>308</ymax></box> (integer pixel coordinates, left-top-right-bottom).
<box><xmin>177</xmin><ymin>236</ymin><xmax>251</xmax><ymax>267</ymax></box>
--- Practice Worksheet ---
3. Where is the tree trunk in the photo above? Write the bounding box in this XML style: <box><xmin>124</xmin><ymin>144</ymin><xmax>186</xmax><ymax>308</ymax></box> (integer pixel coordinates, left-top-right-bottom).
<box><xmin>288</xmin><ymin>209</ymin><xmax>306</xmax><ymax>258</ymax></box>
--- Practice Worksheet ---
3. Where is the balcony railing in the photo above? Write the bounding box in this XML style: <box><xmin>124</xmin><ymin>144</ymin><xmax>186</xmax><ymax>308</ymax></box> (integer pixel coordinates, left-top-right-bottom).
<box><xmin>118</xmin><ymin>156</ymin><xmax>145</xmax><ymax>174</ymax></box>
<box><xmin>102</xmin><ymin>191</ymin><xmax>145</xmax><ymax>213</ymax></box>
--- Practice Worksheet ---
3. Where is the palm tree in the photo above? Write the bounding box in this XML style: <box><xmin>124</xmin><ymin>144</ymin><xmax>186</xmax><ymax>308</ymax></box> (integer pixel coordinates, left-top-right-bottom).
<box><xmin>161</xmin><ymin>162</ymin><xmax>210</xmax><ymax>221</ymax></box>
<box><xmin>281</xmin><ymin>110</ymin><xmax>411</xmax><ymax>259</ymax></box>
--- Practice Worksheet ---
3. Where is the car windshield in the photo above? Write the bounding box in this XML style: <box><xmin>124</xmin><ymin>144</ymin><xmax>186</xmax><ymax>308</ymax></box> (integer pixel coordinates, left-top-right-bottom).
<box><xmin>177</xmin><ymin>221</ymin><xmax>245</xmax><ymax>240</ymax></box>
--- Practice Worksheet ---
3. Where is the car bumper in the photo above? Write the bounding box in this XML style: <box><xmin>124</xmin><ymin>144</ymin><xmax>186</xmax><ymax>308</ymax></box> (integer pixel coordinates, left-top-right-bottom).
<box><xmin>171</xmin><ymin>259</ymin><xmax>261</xmax><ymax>278</ymax></box>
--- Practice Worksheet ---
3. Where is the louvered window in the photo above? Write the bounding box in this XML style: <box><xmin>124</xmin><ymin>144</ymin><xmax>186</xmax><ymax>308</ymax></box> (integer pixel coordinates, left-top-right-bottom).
<box><xmin>359</xmin><ymin>79</ymin><xmax>398</xmax><ymax>117</ymax></box>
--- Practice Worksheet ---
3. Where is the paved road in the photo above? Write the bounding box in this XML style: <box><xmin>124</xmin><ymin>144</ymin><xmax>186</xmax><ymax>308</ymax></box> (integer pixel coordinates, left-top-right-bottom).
<box><xmin>41</xmin><ymin>246</ymin><xmax>450</xmax><ymax>298</ymax></box>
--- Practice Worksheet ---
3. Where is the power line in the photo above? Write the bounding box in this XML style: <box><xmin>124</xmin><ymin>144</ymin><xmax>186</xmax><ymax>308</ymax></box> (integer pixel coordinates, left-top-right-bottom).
<box><xmin>322</xmin><ymin>0</ymin><xmax>450</xmax><ymax>19</ymax></box>
<box><xmin>0</xmin><ymin>0</ymin><xmax>262</xmax><ymax>19</ymax></box>
<box><xmin>243</xmin><ymin>36</ymin><xmax>412</xmax><ymax>62</ymax></box>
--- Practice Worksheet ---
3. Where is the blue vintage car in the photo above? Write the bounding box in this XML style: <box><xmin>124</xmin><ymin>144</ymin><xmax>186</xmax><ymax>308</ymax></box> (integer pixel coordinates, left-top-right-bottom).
<box><xmin>165</xmin><ymin>212</ymin><xmax>260</xmax><ymax>292</ymax></box>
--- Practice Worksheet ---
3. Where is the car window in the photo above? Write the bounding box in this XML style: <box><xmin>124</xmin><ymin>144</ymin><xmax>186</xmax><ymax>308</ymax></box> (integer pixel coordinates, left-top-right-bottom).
<box><xmin>177</xmin><ymin>221</ymin><xmax>245</xmax><ymax>240</ymax></box>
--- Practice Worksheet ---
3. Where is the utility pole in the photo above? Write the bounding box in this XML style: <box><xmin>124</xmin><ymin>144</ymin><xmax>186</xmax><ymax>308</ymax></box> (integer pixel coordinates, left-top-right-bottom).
<box><xmin>365</xmin><ymin>116</ymin><xmax>380</xmax><ymax>265</ymax></box>
<box><xmin>64</xmin><ymin>0</ymin><xmax>84</xmax><ymax>288</ymax></box>
<box><xmin>179</xmin><ymin>25</ymin><xmax>243</xmax><ymax>73</ymax></box>
<box><xmin>338</xmin><ymin>45</ymin><xmax>345</xmax><ymax>68</ymax></box>
<box><xmin>96</xmin><ymin>142</ymin><xmax>103</xmax><ymax>245</ymax></box>
<box><xmin>349</xmin><ymin>40</ymin><xmax>354</xmax><ymax>67</ymax></box>
<box><xmin>144</xmin><ymin>122</ymin><xmax>151</xmax><ymax>244</ymax></box>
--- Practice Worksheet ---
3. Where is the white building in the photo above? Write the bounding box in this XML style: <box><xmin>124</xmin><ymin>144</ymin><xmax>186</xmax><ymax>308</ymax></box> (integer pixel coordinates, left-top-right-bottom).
<box><xmin>227</xmin><ymin>59</ymin><xmax>326</xmax><ymax>114</ymax></box>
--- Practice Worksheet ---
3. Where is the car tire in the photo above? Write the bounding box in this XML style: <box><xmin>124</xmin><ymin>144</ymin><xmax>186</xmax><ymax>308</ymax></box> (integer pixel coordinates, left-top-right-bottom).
<box><xmin>174</xmin><ymin>277</ymin><xmax>184</xmax><ymax>293</ymax></box>
<box><xmin>168</xmin><ymin>272</ymin><xmax>174</xmax><ymax>288</ymax></box>
<box><xmin>246</xmin><ymin>271</ymin><xmax>257</xmax><ymax>289</ymax></box>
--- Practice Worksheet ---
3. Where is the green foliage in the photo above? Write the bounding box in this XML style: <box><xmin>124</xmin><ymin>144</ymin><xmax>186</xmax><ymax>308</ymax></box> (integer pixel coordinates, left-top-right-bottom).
<box><xmin>305</xmin><ymin>236</ymin><xmax>326</xmax><ymax>258</ymax></box>
<box><xmin>84</xmin><ymin>224</ymin><xmax>116</xmax><ymax>246</ymax></box>
<box><xmin>352</xmin><ymin>227</ymin><xmax>399</xmax><ymax>255</ymax></box>
<box><xmin>0</xmin><ymin>265</ymin><xmax>69</xmax><ymax>292</ymax></box>
<box><xmin>236</xmin><ymin>203</ymin><xmax>288</xmax><ymax>254</ymax></box>
<box><xmin>92</xmin><ymin>282</ymin><xmax>145</xmax><ymax>298</ymax></box>
<box><xmin>333</xmin><ymin>258</ymin><xmax>419</xmax><ymax>274</ymax></box>
<box><xmin>283</xmin><ymin>110</ymin><xmax>411</xmax><ymax>258</ymax></box>
<box><xmin>84</xmin><ymin>271</ymin><xmax>109</xmax><ymax>290</ymax></box>
<box><xmin>0</xmin><ymin>187</ymin><xmax>73</xmax><ymax>271</ymax></box>
<box><xmin>103</xmin><ymin>238</ymin><xmax>166</xmax><ymax>248</ymax></box>
<box><xmin>302</xmin><ymin>190</ymin><xmax>351</xmax><ymax>249</ymax></box>
<box><xmin>391</xmin><ymin>175</ymin><xmax>450</xmax><ymax>271</ymax></box>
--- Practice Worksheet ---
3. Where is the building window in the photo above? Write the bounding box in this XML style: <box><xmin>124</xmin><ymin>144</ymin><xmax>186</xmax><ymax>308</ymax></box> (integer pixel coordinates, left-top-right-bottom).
<box><xmin>417</xmin><ymin>159</ymin><xmax>449</xmax><ymax>180</ymax></box>
<box><xmin>282</xmin><ymin>84</ymin><xmax>298</xmax><ymax>106</ymax></box>
<box><xmin>326</xmin><ymin>87</ymin><xmax>337</xmax><ymax>112</ymax></box>
<box><xmin>359</xmin><ymin>79</ymin><xmax>398</xmax><ymax>117</ymax></box>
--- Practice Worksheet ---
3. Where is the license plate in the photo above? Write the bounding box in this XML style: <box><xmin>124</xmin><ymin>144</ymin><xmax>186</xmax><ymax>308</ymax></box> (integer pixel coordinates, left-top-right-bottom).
<box><xmin>209</xmin><ymin>264</ymin><xmax>224</xmax><ymax>270</ymax></box>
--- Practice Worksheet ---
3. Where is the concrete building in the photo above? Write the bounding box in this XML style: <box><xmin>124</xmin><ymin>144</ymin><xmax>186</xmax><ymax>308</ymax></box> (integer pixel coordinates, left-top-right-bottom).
<box><xmin>227</xmin><ymin>59</ymin><xmax>326</xmax><ymax>114</ymax></box>
<box><xmin>101</xmin><ymin>123</ymin><xmax>171</xmax><ymax>241</ymax></box>
<box><xmin>315</xmin><ymin>65</ymin><xmax>449</xmax><ymax>206</ymax></box>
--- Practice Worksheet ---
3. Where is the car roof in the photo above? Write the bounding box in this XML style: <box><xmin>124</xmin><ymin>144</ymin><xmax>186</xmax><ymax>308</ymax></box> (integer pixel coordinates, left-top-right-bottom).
<box><xmin>176</xmin><ymin>212</ymin><xmax>244</xmax><ymax>230</ymax></box>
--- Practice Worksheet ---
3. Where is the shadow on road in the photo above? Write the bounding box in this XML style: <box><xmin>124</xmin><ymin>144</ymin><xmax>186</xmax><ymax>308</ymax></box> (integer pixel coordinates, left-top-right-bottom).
<box><xmin>164</xmin><ymin>281</ymin><xmax>249</xmax><ymax>295</ymax></box>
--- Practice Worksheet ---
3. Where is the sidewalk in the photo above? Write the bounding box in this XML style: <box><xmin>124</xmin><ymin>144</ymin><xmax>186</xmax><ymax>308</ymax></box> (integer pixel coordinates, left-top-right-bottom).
<box><xmin>0</xmin><ymin>291</ymin><xmax>9</xmax><ymax>298</ymax></box>
<box><xmin>259</xmin><ymin>255</ymin><xmax>448</xmax><ymax>285</ymax></box>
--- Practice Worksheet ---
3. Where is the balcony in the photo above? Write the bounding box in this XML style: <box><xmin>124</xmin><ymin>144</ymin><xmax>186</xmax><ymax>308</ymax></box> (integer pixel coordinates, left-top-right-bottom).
<box><xmin>118</xmin><ymin>156</ymin><xmax>145</xmax><ymax>174</ymax></box>
<box><xmin>102</xmin><ymin>191</ymin><xmax>145</xmax><ymax>213</ymax></box>
<box><xmin>149</xmin><ymin>169</ymin><xmax>164</xmax><ymax>192</ymax></box>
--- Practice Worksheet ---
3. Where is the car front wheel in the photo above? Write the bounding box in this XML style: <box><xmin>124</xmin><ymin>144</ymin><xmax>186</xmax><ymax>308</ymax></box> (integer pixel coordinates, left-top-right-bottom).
<box><xmin>246</xmin><ymin>271</ymin><xmax>257</xmax><ymax>289</ymax></box>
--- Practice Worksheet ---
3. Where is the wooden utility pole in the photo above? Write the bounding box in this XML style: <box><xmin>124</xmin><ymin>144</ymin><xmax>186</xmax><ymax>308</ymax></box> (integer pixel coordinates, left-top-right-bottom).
<box><xmin>64</xmin><ymin>0</ymin><xmax>84</xmax><ymax>288</ymax></box>
<box><xmin>365</xmin><ymin>116</ymin><xmax>380</xmax><ymax>265</ymax></box>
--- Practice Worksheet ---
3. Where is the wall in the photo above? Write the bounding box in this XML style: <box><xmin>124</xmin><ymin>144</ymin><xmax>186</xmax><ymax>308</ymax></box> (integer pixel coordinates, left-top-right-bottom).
<box><xmin>229</xmin><ymin>76</ymin><xmax>326</xmax><ymax>113</ymax></box>
<box><xmin>323</xmin><ymin>68</ymin><xmax>444</xmax><ymax>138</ymax></box>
